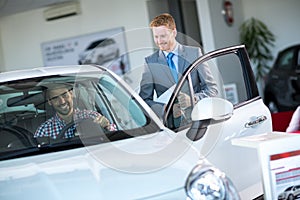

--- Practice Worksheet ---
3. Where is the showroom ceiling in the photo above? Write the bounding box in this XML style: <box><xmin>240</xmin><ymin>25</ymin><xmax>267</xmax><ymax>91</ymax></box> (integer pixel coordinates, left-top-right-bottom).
<box><xmin>0</xmin><ymin>0</ymin><xmax>77</xmax><ymax>17</ymax></box>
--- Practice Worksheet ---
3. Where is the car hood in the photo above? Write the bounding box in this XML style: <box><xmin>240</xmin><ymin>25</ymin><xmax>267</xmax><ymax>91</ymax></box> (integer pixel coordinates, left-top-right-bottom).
<box><xmin>0</xmin><ymin>133</ymin><xmax>200</xmax><ymax>200</ymax></box>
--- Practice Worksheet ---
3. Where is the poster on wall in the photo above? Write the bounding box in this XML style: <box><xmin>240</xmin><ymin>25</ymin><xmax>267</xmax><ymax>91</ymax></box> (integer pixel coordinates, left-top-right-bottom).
<box><xmin>270</xmin><ymin>149</ymin><xmax>300</xmax><ymax>199</ymax></box>
<box><xmin>41</xmin><ymin>27</ymin><xmax>129</xmax><ymax>75</ymax></box>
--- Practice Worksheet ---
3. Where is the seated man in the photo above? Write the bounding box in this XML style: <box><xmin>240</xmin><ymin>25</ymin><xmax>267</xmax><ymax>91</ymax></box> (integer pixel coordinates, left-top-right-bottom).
<box><xmin>34</xmin><ymin>83</ymin><xmax>116</xmax><ymax>139</ymax></box>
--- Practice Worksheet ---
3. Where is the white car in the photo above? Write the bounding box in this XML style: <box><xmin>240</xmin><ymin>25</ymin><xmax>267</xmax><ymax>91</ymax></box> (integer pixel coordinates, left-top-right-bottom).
<box><xmin>0</xmin><ymin>45</ymin><xmax>271</xmax><ymax>199</ymax></box>
<box><xmin>278</xmin><ymin>185</ymin><xmax>300</xmax><ymax>200</ymax></box>
<box><xmin>78</xmin><ymin>38</ymin><xmax>119</xmax><ymax>65</ymax></box>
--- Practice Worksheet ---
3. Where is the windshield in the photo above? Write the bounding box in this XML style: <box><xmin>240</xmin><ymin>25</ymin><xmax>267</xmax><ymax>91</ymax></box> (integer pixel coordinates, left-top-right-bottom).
<box><xmin>0</xmin><ymin>69</ymin><xmax>160</xmax><ymax>160</ymax></box>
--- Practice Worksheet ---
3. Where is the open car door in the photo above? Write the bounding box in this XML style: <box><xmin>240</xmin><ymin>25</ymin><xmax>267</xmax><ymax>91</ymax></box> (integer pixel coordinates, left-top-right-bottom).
<box><xmin>164</xmin><ymin>45</ymin><xmax>272</xmax><ymax>198</ymax></box>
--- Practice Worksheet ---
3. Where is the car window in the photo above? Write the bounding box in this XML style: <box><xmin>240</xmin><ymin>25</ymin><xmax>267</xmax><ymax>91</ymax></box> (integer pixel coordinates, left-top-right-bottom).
<box><xmin>104</xmin><ymin>39</ymin><xmax>115</xmax><ymax>46</ymax></box>
<box><xmin>165</xmin><ymin>47</ymin><xmax>256</xmax><ymax>130</ymax></box>
<box><xmin>277</xmin><ymin>49</ymin><xmax>294</xmax><ymax>70</ymax></box>
<box><xmin>96</xmin><ymin>75</ymin><xmax>148</xmax><ymax>129</ymax></box>
<box><xmin>284</xmin><ymin>186</ymin><xmax>293</xmax><ymax>191</ymax></box>
<box><xmin>0</xmin><ymin>70</ymin><xmax>161</xmax><ymax>160</ymax></box>
<box><xmin>0</xmin><ymin>92</ymin><xmax>40</xmax><ymax>114</ymax></box>
<box><xmin>86</xmin><ymin>39</ymin><xmax>105</xmax><ymax>50</ymax></box>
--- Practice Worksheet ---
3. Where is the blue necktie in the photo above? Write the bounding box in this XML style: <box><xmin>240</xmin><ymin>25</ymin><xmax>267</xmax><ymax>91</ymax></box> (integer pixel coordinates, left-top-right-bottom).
<box><xmin>167</xmin><ymin>52</ymin><xmax>178</xmax><ymax>83</ymax></box>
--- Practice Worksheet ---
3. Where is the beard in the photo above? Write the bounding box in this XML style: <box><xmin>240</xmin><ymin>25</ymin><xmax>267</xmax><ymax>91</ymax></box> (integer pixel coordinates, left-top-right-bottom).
<box><xmin>55</xmin><ymin>102</ymin><xmax>73</xmax><ymax>116</ymax></box>
<box><xmin>158</xmin><ymin>42</ymin><xmax>170</xmax><ymax>51</ymax></box>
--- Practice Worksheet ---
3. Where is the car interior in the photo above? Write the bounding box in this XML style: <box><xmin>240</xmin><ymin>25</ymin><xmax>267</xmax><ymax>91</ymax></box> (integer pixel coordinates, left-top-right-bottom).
<box><xmin>0</xmin><ymin>72</ymin><xmax>160</xmax><ymax>160</ymax></box>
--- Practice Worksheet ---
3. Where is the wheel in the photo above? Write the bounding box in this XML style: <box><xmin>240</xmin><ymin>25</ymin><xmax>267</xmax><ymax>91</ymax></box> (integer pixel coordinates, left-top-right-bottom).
<box><xmin>97</xmin><ymin>55</ymin><xmax>104</xmax><ymax>65</ymax></box>
<box><xmin>115</xmin><ymin>49</ymin><xmax>120</xmax><ymax>58</ymax></box>
<box><xmin>0</xmin><ymin>125</ymin><xmax>37</xmax><ymax>150</ymax></box>
<box><xmin>287</xmin><ymin>194</ymin><xmax>294</xmax><ymax>200</ymax></box>
<box><xmin>57</xmin><ymin>118</ymin><xmax>108</xmax><ymax>145</ymax></box>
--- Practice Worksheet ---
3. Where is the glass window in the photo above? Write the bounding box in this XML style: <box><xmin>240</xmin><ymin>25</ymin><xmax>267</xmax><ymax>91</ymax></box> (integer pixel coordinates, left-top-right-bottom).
<box><xmin>277</xmin><ymin>50</ymin><xmax>294</xmax><ymax>70</ymax></box>
<box><xmin>165</xmin><ymin>79</ymin><xmax>193</xmax><ymax>130</ymax></box>
<box><xmin>0</xmin><ymin>70</ymin><xmax>161</xmax><ymax>160</ymax></box>
<box><xmin>95</xmin><ymin>75</ymin><xmax>148</xmax><ymax>130</ymax></box>
<box><xmin>165</xmin><ymin>52</ymin><xmax>249</xmax><ymax>130</ymax></box>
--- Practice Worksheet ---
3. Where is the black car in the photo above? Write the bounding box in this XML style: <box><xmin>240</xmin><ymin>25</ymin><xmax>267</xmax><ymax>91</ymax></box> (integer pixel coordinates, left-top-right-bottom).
<box><xmin>264</xmin><ymin>44</ymin><xmax>300</xmax><ymax>113</ymax></box>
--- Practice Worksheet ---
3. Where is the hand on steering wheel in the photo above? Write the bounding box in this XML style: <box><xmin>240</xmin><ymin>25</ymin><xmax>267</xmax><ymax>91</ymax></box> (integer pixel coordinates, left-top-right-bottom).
<box><xmin>93</xmin><ymin>115</ymin><xmax>110</xmax><ymax>128</ymax></box>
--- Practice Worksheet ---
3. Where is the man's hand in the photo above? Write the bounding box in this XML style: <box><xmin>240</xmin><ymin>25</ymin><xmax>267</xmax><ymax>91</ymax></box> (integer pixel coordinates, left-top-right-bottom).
<box><xmin>178</xmin><ymin>92</ymin><xmax>191</xmax><ymax>109</ymax></box>
<box><xmin>173</xmin><ymin>103</ymin><xmax>182</xmax><ymax>118</ymax></box>
<box><xmin>94</xmin><ymin>115</ymin><xmax>110</xmax><ymax>128</ymax></box>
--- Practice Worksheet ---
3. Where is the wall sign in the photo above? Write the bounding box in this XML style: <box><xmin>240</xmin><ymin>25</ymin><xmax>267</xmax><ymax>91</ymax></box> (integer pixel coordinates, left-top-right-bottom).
<box><xmin>41</xmin><ymin>27</ymin><xmax>129</xmax><ymax>75</ymax></box>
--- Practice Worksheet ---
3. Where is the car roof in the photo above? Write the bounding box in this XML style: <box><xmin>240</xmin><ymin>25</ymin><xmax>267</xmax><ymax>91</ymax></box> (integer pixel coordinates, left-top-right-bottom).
<box><xmin>279</xmin><ymin>44</ymin><xmax>300</xmax><ymax>53</ymax></box>
<box><xmin>0</xmin><ymin>65</ymin><xmax>104</xmax><ymax>83</ymax></box>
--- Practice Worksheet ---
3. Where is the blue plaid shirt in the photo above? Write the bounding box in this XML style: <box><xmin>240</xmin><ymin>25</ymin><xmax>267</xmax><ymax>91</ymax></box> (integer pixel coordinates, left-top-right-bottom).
<box><xmin>34</xmin><ymin>108</ymin><xmax>105</xmax><ymax>139</ymax></box>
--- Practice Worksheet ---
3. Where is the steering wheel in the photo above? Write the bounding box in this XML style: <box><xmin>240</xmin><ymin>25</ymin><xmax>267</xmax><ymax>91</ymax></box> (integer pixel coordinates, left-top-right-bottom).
<box><xmin>57</xmin><ymin>118</ymin><xmax>108</xmax><ymax>143</ymax></box>
<box><xmin>0</xmin><ymin>124</ymin><xmax>37</xmax><ymax>149</ymax></box>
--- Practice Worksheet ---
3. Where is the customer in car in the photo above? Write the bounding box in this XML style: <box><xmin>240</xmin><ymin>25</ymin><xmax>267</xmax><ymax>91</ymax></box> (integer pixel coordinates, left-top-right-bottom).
<box><xmin>34</xmin><ymin>83</ymin><xmax>116</xmax><ymax>139</ymax></box>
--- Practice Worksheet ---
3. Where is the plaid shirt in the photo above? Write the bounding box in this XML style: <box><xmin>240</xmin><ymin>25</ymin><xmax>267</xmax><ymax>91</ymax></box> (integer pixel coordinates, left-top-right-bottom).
<box><xmin>34</xmin><ymin>109</ymin><xmax>114</xmax><ymax>139</ymax></box>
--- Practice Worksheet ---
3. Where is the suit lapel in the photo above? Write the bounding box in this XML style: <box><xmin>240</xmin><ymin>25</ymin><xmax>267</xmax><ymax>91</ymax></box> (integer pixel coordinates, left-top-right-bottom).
<box><xmin>177</xmin><ymin>44</ymin><xmax>189</xmax><ymax>77</ymax></box>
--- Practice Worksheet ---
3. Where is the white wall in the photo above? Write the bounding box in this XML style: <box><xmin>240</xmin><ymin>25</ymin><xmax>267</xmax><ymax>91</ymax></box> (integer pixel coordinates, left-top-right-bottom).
<box><xmin>241</xmin><ymin>0</ymin><xmax>300</xmax><ymax>60</ymax></box>
<box><xmin>0</xmin><ymin>0</ymin><xmax>299</xmax><ymax>72</ymax></box>
<box><xmin>196</xmin><ymin>0</ymin><xmax>244</xmax><ymax>53</ymax></box>
<box><xmin>0</xmin><ymin>0</ymin><xmax>152</xmax><ymax>71</ymax></box>
<box><xmin>197</xmin><ymin>0</ymin><xmax>300</xmax><ymax>62</ymax></box>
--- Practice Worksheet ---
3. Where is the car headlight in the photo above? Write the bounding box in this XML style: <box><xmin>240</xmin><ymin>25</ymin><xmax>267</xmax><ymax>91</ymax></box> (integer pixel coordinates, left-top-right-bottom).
<box><xmin>185</xmin><ymin>161</ymin><xmax>240</xmax><ymax>200</ymax></box>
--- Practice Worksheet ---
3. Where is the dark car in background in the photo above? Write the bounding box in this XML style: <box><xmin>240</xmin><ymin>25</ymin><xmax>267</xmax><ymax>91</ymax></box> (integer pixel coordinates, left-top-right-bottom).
<box><xmin>264</xmin><ymin>44</ymin><xmax>300</xmax><ymax>113</ymax></box>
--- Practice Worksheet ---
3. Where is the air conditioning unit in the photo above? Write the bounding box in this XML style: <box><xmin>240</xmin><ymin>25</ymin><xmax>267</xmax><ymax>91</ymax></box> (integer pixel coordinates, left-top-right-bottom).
<box><xmin>44</xmin><ymin>1</ymin><xmax>81</xmax><ymax>21</ymax></box>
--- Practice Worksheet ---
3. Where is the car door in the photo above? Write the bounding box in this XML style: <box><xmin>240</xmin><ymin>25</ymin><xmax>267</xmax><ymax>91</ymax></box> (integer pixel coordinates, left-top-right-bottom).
<box><xmin>293</xmin><ymin>46</ymin><xmax>300</xmax><ymax>105</ymax></box>
<box><xmin>269</xmin><ymin>46</ymin><xmax>300</xmax><ymax>109</ymax></box>
<box><xmin>163</xmin><ymin>45</ymin><xmax>272</xmax><ymax>197</ymax></box>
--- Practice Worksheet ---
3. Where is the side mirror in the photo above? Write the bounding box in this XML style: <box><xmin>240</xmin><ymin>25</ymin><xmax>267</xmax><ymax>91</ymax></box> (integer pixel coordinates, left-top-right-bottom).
<box><xmin>187</xmin><ymin>97</ymin><xmax>233</xmax><ymax>142</ymax></box>
<box><xmin>191</xmin><ymin>97</ymin><xmax>233</xmax><ymax>121</ymax></box>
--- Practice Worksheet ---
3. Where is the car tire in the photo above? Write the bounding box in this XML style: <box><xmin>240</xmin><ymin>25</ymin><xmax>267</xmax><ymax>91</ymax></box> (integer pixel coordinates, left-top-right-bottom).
<box><xmin>287</xmin><ymin>194</ymin><xmax>294</xmax><ymax>200</ymax></box>
<box><xmin>115</xmin><ymin>49</ymin><xmax>120</xmax><ymax>58</ymax></box>
<box><xmin>97</xmin><ymin>55</ymin><xmax>104</xmax><ymax>65</ymax></box>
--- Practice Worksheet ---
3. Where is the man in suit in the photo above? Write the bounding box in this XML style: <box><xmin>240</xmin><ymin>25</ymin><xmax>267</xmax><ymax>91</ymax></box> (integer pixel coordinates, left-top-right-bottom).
<box><xmin>139</xmin><ymin>13</ymin><xmax>218</xmax><ymax>119</ymax></box>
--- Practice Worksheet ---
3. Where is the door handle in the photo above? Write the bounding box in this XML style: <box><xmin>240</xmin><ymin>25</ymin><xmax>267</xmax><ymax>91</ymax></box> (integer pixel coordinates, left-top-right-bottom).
<box><xmin>245</xmin><ymin>115</ymin><xmax>267</xmax><ymax>128</ymax></box>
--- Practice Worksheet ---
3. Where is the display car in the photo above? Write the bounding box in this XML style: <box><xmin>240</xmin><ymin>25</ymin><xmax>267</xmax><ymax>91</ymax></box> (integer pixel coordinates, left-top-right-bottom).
<box><xmin>78</xmin><ymin>38</ymin><xmax>120</xmax><ymax>65</ymax></box>
<box><xmin>0</xmin><ymin>45</ymin><xmax>272</xmax><ymax>199</ymax></box>
<box><xmin>264</xmin><ymin>44</ymin><xmax>300</xmax><ymax>113</ymax></box>
<box><xmin>278</xmin><ymin>185</ymin><xmax>300</xmax><ymax>200</ymax></box>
